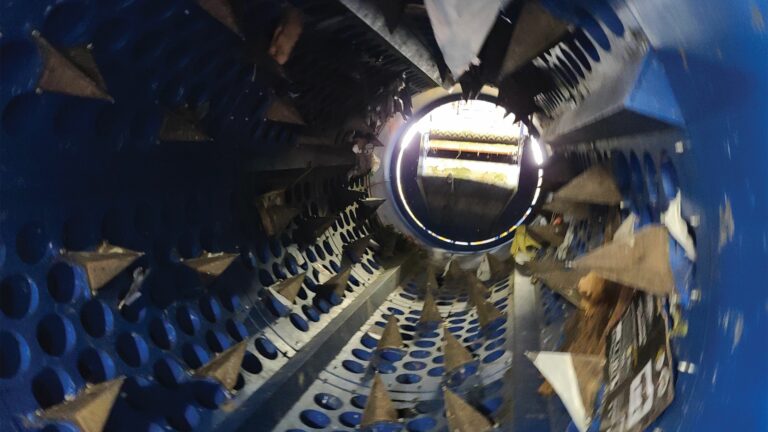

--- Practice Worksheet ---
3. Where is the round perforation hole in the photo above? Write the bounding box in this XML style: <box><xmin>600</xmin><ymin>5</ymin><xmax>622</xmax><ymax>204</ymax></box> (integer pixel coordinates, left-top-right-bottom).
<box><xmin>37</xmin><ymin>314</ymin><xmax>76</xmax><ymax>357</ymax></box>
<box><xmin>80</xmin><ymin>299</ymin><xmax>113</xmax><ymax>338</ymax></box>
<box><xmin>47</xmin><ymin>262</ymin><xmax>82</xmax><ymax>303</ymax></box>
<box><xmin>0</xmin><ymin>330</ymin><xmax>30</xmax><ymax>378</ymax></box>
<box><xmin>1</xmin><ymin>274</ymin><xmax>39</xmax><ymax>319</ymax></box>
<box><xmin>32</xmin><ymin>367</ymin><xmax>75</xmax><ymax>409</ymax></box>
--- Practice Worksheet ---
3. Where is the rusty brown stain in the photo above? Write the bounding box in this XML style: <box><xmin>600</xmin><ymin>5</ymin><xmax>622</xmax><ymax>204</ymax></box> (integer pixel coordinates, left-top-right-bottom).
<box><xmin>718</xmin><ymin>196</ymin><xmax>735</xmax><ymax>251</ymax></box>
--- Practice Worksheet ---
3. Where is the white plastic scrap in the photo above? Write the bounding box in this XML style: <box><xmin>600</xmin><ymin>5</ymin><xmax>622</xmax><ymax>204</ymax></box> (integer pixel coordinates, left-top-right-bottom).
<box><xmin>661</xmin><ymin>192</ymin><xmax>697</xmax><ymax>260</ymax></box>
<box><xmin>424</xmin><ymin>0</ymin><xmax>508</xmax><ymax>77</ymax></box>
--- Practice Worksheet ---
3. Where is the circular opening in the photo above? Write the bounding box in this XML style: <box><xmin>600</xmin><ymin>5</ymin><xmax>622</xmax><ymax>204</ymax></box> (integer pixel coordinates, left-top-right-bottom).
<box><xmin>226</xmin><ymin>319</ymin><xmax>248</xmax><ymax>342</ymax></box>
<box><xmin>77</xmin><ymin>347</ymin><xmax>116</xmax><ymax>383</ymax></box>
<box><xmin>116</xmin><ymin>332</ymin><xmax>149</xmax><ymax>367</ymax></box>
<box><xmin>660</xmin><ymin>152</ymin><xmax>680</xmax><ymax>202</ymax></box>
<box><xmin>32</xmin><ymin>367</ymin><xmax>75</xmax><ymax>408</ymax></box>
<box><xmin>314</xmin><ymin>393</ymin><xmax>343</xmax><ymax>410</ymax></box>
<box><xmin>338</xmin><ymin>411</ymin><xmax>361</xmax><ymax>428</ymax></box>
<box><xmin>47</xmin><ymin>262</ymin><xmax>82</xmax><ymax>303</ymax></box>
<box><xmin>0</xmin><ymin>331</ymin><xmax>30</xmax><ymax>378</ymax></box>
<box><xmin>254</xmin><ymin>337</ymin><xmax>278</xmax><ymax>359</ymax></box>
<box><xmin>205</xmin><ymin>330</ymin><xmax>230</xmax><ymax>353</ymax></box>
<box><xmin>199</xmin><ymin>296</ymin><xmax>222</xmax><ymax>323</ymax></box>
<box><xmin>37</xmin><ymin>314</ymin><xmax>76</xmax><ymax>356</ymax></box>
<box><xmin>80</xmin><ymin>299</ymin><xmax>113</xmax><ymax>338</ymax></box>
<box><xmin>149</xmin><ymin>317</ymin><xmax>177</xmax><ymax>350</ymax></box>
<box><xmin>1</xmin><ymin>274</ymin><xmax>39</xmax><ymax>319</ymax></box>
<box><xmin>182</xmin><ymin>343</ymin><xmax>209</xmax><ymax>368</ymax></box>
<box><xmin>153</xmin><ymin>357</ymin><xmax>185</xmax><ymax>388</ymax></box>
<box><xmin>300</xmin><ymin>409</ymin><xmax>331</xmax><ymax>429</ymax></box>
<box><xmin>389</xmin><ymin>98</ymin><xmax>540</xmax><ymax>251</ymax></box>
<box><xmin>242</xmin><ymin>351</ymin><xmax>262</xmax><ymax>374</ymax></box>
<box><xmin>396</xmin><ymin>373</ymin><xmax>422</xmax><ymax>384</ymax></box>
<box><xmin>342</xmin><ymin>359</ymin><xmax>365</xmax><ymax>374</ymax></box>
<box><xmin>16</xmin><ymin>223</ymin><xmax>50</xmax><ymax>264</ymax></box>
<box><xmin>176</xmin><ymin>305</ymin><xmax>201</xmax><ymax>335</ymax></box>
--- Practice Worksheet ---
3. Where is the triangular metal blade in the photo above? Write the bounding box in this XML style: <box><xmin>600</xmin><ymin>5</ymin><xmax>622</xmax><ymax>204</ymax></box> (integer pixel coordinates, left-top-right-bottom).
<box><xmin>499</xmin><ymin>0</ymin><xmax>569</xmax><ymax>78</ymax></box>
<box><xmin>534</xmin><ymin>268</ymin><xmax>586</xmax><ymax>308</ymax></box>
<box><xmin>527</xmin><ymin>224</ymin><xmax>568</xmax><ymax>246</ymax></box>
<box><xmin>554</xmin><ymin>166</ymin><xmax>622</xmax><ymax>206</ymax></box>
<box><xmin>477</xmin><ymin>300</ymin><xmax>504</xmax><ymax>328</ymax></box>
<box><xmin>345</xmin><ymin>235</ymin><xmax>373</xmax><ymax>263</ymax></box>
<box><xmin>443</xmin><ymin>388</ymin><xmax>493</xmax><ymax>432</ymax></box>
<box><xmin>269</xmin><ymin>272</ymin><xmax>307</xmax><ymax>304</ymax></box>
<box><xmin>196</xmin><ymin>0</ymin><xmax>244</xmax><ymax>38</ymax></box>
<box><xmin>40</xmin><ymin>377</ymin><xmax>125</xmax><ymax>432</ymax></box>
<box><xmin>330</xmin><ymin>188</ymin><xmax>367</xmax><ymax>212</ymax></box>
<box><xmin>65</xmin><ymin>243</ymin><xmax>143</xmax><ymax>294</ymax></box>
<box><xmin>255</xmin><ymin>189</ymin><xmax>300</xmax><ymax>236</ymax></box>
<box><xmin>443</xmin><ymin>328</ymin><xmax>473</xmax><ymax>372</ymax></box>
<box><xmin>266</xmin><ymin>96</ymin><xmax>305</xmax><ymax>125</ymax></box>
<box><xmin>183</xmin><ymin>252</ymin><xmax>239</xmax><ymax>280</ymax></box>
<box><xmin>572</xmin><ymin>225</ymin><xmax>675</xmax><ymax>295</ymax></box>
<box><xmin>357</xmin><ymin>197</ymin><xmax>386</xmax><ymax>221</ymax></box>
<box><xmin>158</xmin><ymin>110</ymin><xmax>211</xmax><ymax>142</ymax></box>
<box><xmin>378</xmin><ymin>315</ymin><xmax>404</xmax><ymax>350</ymax></box>
<box><xmin>419</xmin><ymin>291</ymin><xmax>442</xmax><ymax>323</ymax></box>
<box><xmin>295</xmin><ymin>216</ymin><xmax>337</xmax><ymax>245</ymax></box>
<box><xmin>316</xmin><ymin>267</ymin><xmax>352</xmax><ymax>298</ymax></box>
<box><xmin>194</xmin><ymin>341</ymin><xmax>248</xmax><ymax>392</ymax></box>
<box><xmin>361</xmin><ymin>374</ymin><xmax>398</xmax><ymax>427</ymax></box>
<box><xmin>33</xmin><ymin>33</ymin><xmax>113</xmax><ymax>101</ymax></box>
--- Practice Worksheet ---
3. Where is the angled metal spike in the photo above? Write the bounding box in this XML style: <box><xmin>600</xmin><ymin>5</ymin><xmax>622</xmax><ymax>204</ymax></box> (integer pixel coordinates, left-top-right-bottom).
<box><xmin>377</xmin><ymin>315</ymin><xmax>403</xmax><ymax>350</ymax></box>
<box><xmin>555</xmin><ymin>166</ymin><xmax>622</xmax><ymax>206</ymax></box>
<box><xmin>295</xmin><ymin>216</ymin><xmax>337</xmax><ymax>245</ymax></box>
<box><xmin>266</xmin><ymin>96</ymin><xmax>305</xmax><ymax>125</ymax></box>
<box><xmin>499</xmin><ymin>0</ymin><xmax>569</xmax><ymax>78</ymax></box>
<box><xmin>443</xmin><ymin>327</ymin><xmax>473</xmax><ymax>372</ymax></box>
<box><xmin>424</xmin><ymin>264</ymin><xmax>439</xmax><ymax>292</ymax></box>
<box><xmin>357</xmin><ymin>197</ymin><xmax>386</xmax><ymax>220</ymax></box>
<box><xmin>64</xmin><ymin>242</ymin><xmax>143</xmax><ymax>294</ymax></box>
<box><xmin>477</xmin><ymin>300</ymin><xmax>504</xmax><ymax>328</ymax></box>
<box><xmin>196</xmin><ymin>0</ymin><xmax>244</xmax><ymax>38</ymax></box>
<box><xmin>194</xmin><ymin>341</ymin><xmax>248</xmax><ymax>392</ymax></box>
<box><xmin>573</xmin><ymin>225</ymin><xmax>675</xmax><ymax>295</ymax></box>
<box><xmin>316</xmin><ymin>267</ymin><xmax>352</xmax><ymax>298</ymax></box>
<box><xmin>158</xmin><ymin>110</ymin><xmax>211</xmax><ymax>142</ymax></box>
<box><xmin>527</xmin><ymin>223</ymin><xmax>567</xmax><ymax>246</ymax></box>
<box><xmin>534</xmin><ymin>268</ymin><xmax>585</xmax><ymax>308</ymax></box>
<box><xmin>477</xmin><ymin>253</ymin><xmax>514</xmax><ymax>282</ymax></box>
<box><xmin>269</xmin><ymin>272</ymin><xmax>307</xmax><ymax>304</ymax></box>
<box><xmin>467</xmin><ymin>278</ymin><xmax>489</xmax><ymax>307</ymax></box>
<box><xmin>345</xmin><ymin>235</ymin><xmax>373</xmax><ymax>263</ymax></box>
<box><xmin>361</xmin><ymin>374</ymin><xmax>398</xmax><ymax>427</ymax></box>
<box><xmin>32</xmin><ymin>32</ymin><xmax>113</xmax><ymax>101</ymax></box>
<box><xmin>442</xmin><ymin>260</ymin><xmax>469</xmax><ymax>291</ymax></box>
<box><xmin>40</xmin><ymin>377</ymin><xmax>125</xmax><ymax>432</ymax></box>
<box><xmin>419</xmin><ymin>291</ymin><xmax>442</xmax><ymax>323</ymax></box>
<box><xmin>255</xmin><ymin>189</ymin><xmax>300</xmax><ymax>236</ymax></box>
<box><xmin>443</xmin><ymin>388</ymin><xmax>493</xmax><ymax>432</ymax></box>
<box><xmin>183</xmin><ymin>252</ymin><xmax>239</xmax><ymax>280</ymax></box>
<box><xmin>330</xmin><ymin>188</ymin><xmax>367</xmax><ymax>212</ymax></box>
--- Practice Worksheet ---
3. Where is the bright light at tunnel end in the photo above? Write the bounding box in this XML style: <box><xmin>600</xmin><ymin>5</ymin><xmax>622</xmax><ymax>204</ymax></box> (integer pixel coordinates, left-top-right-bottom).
<box><xmin>393</xmin><ymin>99</ymin><xmax>544</xmax><ymax>249</ymax></box>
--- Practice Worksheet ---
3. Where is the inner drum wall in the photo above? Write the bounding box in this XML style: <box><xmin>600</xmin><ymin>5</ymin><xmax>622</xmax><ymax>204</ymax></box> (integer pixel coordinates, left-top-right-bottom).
<box><xmin>0</xmin><ymin>0</ymin><xmax>766</xmax><ymax>432</ymax></box>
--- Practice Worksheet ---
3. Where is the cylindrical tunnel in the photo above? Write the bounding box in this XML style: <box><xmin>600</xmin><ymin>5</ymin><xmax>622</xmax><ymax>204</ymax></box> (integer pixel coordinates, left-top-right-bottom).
<box><xmin>0</xmin><ymin>1</ymin><xmax>765</xmax><ymax>432</ymax></box>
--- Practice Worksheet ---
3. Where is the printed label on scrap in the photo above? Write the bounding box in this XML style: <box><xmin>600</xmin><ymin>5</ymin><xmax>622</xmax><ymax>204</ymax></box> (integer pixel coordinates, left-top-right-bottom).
<box><xmin>600</xmin><ymin>292</ymin><xmax>674</xmax><ymax>432</ymax></box>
